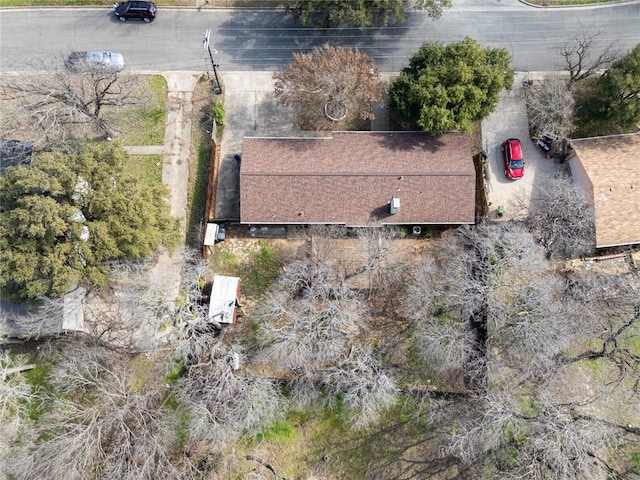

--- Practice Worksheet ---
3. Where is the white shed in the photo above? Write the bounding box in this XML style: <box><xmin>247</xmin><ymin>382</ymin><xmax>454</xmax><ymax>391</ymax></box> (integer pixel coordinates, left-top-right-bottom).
<box><xmin>208</xmin><ymin>275</ymin><xmax>241</xmax><ymax>324</ymax></box>
<box><xmin>203</xmin><ymin>223</ymin><xmax>219</xmax><ymax>247</ymax></box>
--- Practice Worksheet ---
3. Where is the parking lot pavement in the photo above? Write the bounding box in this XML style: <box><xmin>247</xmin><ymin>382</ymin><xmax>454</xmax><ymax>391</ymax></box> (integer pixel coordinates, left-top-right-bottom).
<box><xmin>481</xmin><ymin>72</ymin><xmax>563</xmax><ymax>221</ymax></box>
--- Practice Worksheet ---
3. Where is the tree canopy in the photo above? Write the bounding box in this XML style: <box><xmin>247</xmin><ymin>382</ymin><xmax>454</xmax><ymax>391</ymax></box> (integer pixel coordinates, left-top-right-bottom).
<box><xmin>574</xmin><ymin>43</ymin><xmax>640</xmax><ymax>136</ymax></box>
<box><xmin>274</xmin><ymin>44</ymin><xmax>385</xmax><ymax>130</ymax></box>
<box><xmin>0</xmin><ymin>61</ymin><xmax>147</xmax><ymax>145</ymax></box>
<box><xmin>285</xmin><ymin>0</ymin><xmax>452</xmax><ymax>27</ymax></box>
<box><xmin>389</xmin><ymin>37</ymin><xmax>514</xmax><ymax>133</ymax></box>
<box><xmin>285</xmin><ymin>0</ymin><xmax>406</xmax><ymax>27</ymax></box>
<box><xmin>0</xmin><ymin>142</ymin><xmax>179</xmax><ymax>300</ymax></box>
<box><xmin>4</xmin><ymin>225</ymin><xmax>640</xmax><ymax>478</ymax></box>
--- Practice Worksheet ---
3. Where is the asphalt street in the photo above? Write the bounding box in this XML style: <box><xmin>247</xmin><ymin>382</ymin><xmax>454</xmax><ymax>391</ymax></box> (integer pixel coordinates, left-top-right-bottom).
<box><xmin>1</xmin><ymin>0</ymin><xmax>639</xmax><ymax>73</ymax></box>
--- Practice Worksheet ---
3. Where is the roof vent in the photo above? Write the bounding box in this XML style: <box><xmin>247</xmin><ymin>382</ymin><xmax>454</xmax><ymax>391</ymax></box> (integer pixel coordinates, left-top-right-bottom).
<box><xmin>390</xmin><ymin>197</ymin><xmax>400</xmax><ymax>215</ymax></box>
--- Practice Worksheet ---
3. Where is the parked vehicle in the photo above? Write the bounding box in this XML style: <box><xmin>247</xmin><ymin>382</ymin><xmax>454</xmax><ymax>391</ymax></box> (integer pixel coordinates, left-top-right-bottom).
<box><xmin>536</xmin><ymin>133</ymin><xmax>558</xmax><ymax>153</ymax></box>
<box><xmin>66</xmin><ymin>51</ymin><xmax>125</xmax><ymax>70</ymax></box>
<box><xmin>501</xmin><ymin>138</ymin><xmax>525</xmax><ymax>180</ymax></box>
<box><xmin>113</xmin><ymin>1</ymin><xmax>157</xmax><ymax>23</ymax></box>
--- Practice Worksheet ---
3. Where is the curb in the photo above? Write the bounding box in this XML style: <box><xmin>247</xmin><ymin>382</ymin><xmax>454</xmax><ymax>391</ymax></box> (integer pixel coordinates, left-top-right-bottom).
<box><xmin>1</xmin><ymin>1</ymin><xmax>638</xmax><ymax>10</ymax></box>
<box><xmin>518</xmin><ymin>0</ymin><xmax>639</xmax><ymax>8</ymax></box>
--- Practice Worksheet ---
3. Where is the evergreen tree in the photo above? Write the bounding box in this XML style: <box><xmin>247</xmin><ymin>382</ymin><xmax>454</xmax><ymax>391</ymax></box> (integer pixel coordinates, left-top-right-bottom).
<box><xmin>0</xmin><ymin>142</ymin><xmax>179</xmax><ymax>300</ymax></box>
<box><xmin>286</xmin><ymin>0</ymin><xmax>406</xmax><ymax>27</ymax></box>
<box><xmin>574</xmin><ymin>44</ymin><xmax>640</xmax><ymax>136</ymax></box>
<box><xmin>389</xmin><ymin>38</ymin><xmax>514</xmax><ymax>133</ymax></box>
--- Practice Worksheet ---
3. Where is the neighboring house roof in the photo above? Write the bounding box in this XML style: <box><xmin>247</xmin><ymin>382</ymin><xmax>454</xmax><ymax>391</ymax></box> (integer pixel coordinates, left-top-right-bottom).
<box><xmin>0</xmin><ymin>287</ymin><xmax>86</xmax><ymax>341</ymax></box>
<box><xmin>0</xmin><ymin>139</ymin><xmax>33</xmax><ymax>173</ymax></box>
<box><xmin>571</xmin><ymin>133</ymin><xmax>640</xmax><ymax>248</ymax></box>
<box><xmin>240</xmin><ymin>131</ymin><xmax>475</xmax><ymax>226</ymax></box>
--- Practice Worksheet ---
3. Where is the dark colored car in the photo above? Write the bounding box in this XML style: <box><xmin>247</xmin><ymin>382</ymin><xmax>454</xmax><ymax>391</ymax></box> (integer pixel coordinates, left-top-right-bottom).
<box><xmin>501</xmin><ymin>138</ymin><xmax>525</xmax><ymax>180</ymax></box>
<box><xmin>113</xmin><ymin>1</ymin><xmax>157</xmax><ymax>23</ymax></box>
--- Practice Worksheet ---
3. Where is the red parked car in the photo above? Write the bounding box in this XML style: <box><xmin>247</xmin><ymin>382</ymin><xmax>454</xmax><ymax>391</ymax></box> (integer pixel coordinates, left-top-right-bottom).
<box><xmin>501</xmin><ymin>138</ymin><xmax>524</xmax><ymax>180</ymax></box>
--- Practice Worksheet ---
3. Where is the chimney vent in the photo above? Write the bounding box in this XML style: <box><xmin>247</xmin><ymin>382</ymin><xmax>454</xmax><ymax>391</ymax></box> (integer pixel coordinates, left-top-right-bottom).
<box><xmin>390</xmin><ymin>197</ymin><xmax>400</xmax><ymax>214</ymax></box>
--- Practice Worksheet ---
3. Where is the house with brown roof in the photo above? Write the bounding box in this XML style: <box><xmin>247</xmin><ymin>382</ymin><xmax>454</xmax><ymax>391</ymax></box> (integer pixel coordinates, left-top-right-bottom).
<box><xmin>239</xmin><ymin>131</ymin><xmax>475</xmax><ymax>227</ymax></box>
<box><xmin>568</xmin><ymin>133</ymin><xmax>640</xmax><ymax>248</ymax></box>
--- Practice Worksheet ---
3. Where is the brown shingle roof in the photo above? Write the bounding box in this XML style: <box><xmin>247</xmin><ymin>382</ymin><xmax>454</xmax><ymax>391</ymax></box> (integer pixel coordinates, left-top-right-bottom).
<box><xmin>240</xmin><ymin>131</ymin><xmax>475</xmax><ymax>226</ymax></box>
<box><xmin>571</xmin><ymin>133</ymin><xmax>640</xmax><ymax>248</ymax></box>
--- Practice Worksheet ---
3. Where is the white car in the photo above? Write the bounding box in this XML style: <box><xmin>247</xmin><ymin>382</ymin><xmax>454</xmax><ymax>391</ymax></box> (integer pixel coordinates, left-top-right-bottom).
<box><xmin>66</xmin><ymin>51</ymin><xmax>125</xmax><ymax>70</ymax></box>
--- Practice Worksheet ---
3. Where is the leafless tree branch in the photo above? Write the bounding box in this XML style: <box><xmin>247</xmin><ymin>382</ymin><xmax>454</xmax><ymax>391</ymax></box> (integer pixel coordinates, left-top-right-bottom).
<box><xmin>560</xmin><ymin>28</ymin><xmax>620</xmax><ymax>86</ymax></box>
<box><xmin>0</xmin><ymin>58</ymin><xmax>149</xmax><ymax>145</ymax></box>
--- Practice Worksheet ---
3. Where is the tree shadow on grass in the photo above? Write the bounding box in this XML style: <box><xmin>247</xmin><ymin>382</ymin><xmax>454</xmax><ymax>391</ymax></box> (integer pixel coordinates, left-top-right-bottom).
<box><xmin>303</xmin><ymin>400</ymin><xmax>470</xmax><ymax>480</ymax></box>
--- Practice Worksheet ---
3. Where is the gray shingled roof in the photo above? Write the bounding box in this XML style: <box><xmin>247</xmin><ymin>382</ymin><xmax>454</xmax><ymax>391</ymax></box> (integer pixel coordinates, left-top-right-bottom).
<box><xmin>1</xmin><ymin>288</ymin><xmax>85</xmax><ymax>341</ymax></box>
<box><xmin>240</xmin><ymin>131</ymin><xmax>475</xmax><ymax>226</ymax></box>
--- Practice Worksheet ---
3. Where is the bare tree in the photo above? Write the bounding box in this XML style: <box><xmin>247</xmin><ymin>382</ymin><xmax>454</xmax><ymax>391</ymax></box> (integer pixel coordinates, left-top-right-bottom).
<box><xmin>0</xmin><ymin>59</ymin><xmax>148</xmax><ymax>144</ymax></box>
<box><xmin>254</xmin><ymin>257</ymin><xmax>370</xmax><ymax>378</ymax></box>
<box><xmin>1</xmin><ymin>289</ymin><xmax>85</xmax><ymax>340</ymax></box>
<box><xmin>0</xmin><ymin>350</ymin><xmax>33</xmax><ymax>416</ymax></box>
<box><xmin>404</xmin><ymin>252</ymin><xmax>483</xmax><ymax>385</ymax></box>
<box><xmin>0</xmin><ymin>350</ymin><xmax>34</xmax><ymax>475</ymax></box>
<box><xmin>414</xmin><ymin>315</ymin><xmax>483</xmax><ymax>386</ymax></box>
<box><xmin>7</xmin><ymin>343</ymin><xmax>187</xmax><ymax>480</ymax></box>
<box><xmin>84</xmin><ymin>251</ymin><xmax>206</xmax><ymax>354</ymax></box>
<box><xmin>401</xmin><ymin>224</ymin><xmax>637</xmax><ymax>478</ymax></box>
<box><xmin>171</xmin><ymin>251</ymin><xmax>217</xmax><ymax>366</ymax></box>
<box><xmin>274</xmin><ymin>45</ymin><xmax>385</xmax><ymax>130</ymax></box>
<box><xmin>563</xmin><ymin>269</ymin><xmax>640</xmax><ymax>393</ymax></box>
<box><xmin>84</xmin><ymin>288</ymin><xmax>169</xmax><ymax>353</ymax></box>
<box><xmin>168</xmin><ymin>254</ymin><xmax>286</xmax><ymax>454</ymax></box>
<box><xmin>523</xmin><ymin>75</ymin><xmax>575</xmax><ymax>140</ymax></box>
<box><xmin>356</xmin><ymin>226</ymin><xmax>404</xmax><ymax>297</ymax></box>
<box><xmin>253</xmin><ymin>255</ymin><xmax>403</xmax><ymax>430</ymax></box>
<box><xmin>523</xmin><ymin>174</ymin><xmax>596</xmax><ymax>259</ymax></box>
<box><xmin>561</xmin><ymin>28</ymin><xmax>620</xmax><ymax>86</ymax></box>
<box><xmin>175</xmin><ymin>341</ymin><xmax>285</xmax><ymax>449</ymax></box>
<box><xmin>405</xmin><ymin>224</ymin><xmax>573</xmax><ymax>388</ymax></box>
<box><xmin>449</xmin><ymin>391</ymin><xmax>621</xmax><ymax>480</ymax></box>
<box><xmin>323</xmin><ymin>346</ymin><xmax>398</xmax><ymax>430</ymax></box>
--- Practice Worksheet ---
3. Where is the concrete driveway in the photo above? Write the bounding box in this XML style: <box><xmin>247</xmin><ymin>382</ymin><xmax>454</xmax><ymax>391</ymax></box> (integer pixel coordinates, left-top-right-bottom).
<box><xmin>481</xmin><ymin>72</ymin><xmax>563</xmax><ymax>221</ymax></box>
<box><xmin>215</xmin><ymin>72</ymin><xmax>301</xmax><ymax>221</ymax></box>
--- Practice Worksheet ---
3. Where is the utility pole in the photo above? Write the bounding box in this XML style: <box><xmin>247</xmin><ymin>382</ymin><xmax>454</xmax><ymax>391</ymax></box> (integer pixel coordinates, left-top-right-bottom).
<box><xmin>203</xmin><ymin>28</ymin><xmax>222</xmax><ymax>94</ymax></box>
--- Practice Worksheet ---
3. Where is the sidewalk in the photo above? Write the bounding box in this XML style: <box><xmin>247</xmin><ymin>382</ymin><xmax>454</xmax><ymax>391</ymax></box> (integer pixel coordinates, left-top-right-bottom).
<box><xmin>124</xmin><ymin>71</ymin><xmax>200</xmax><ymax>304</ymax></box>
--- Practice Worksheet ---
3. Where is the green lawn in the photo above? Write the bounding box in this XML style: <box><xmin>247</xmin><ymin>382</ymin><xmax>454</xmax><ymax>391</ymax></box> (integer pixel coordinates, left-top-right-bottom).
<box><xmin>226</xmin><ymin>397</ymin><xmax>458</xmax><ymax>480</ymax></box>
<box><xmin>208</xmin><ymin>240</ymin><xmax>285</xmax><ymax>298</ymax></box>
<box><xmin>124</xmin><ymin>154</ymin><xmax>163</xmax><ymax>184</ymax></box>
<box><xmin>186</xmin><ymin>144</ymin><xmax>210</xmax><ymax>246</ymax></box>
<box><xmin>113</xmin><ymin>75</ymin><xmax>167</xmax><ymax>146</ymax></box>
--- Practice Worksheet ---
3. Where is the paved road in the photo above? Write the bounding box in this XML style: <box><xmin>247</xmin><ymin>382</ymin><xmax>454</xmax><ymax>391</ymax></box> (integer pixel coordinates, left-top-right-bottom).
<box><xmin>1</xmin><ymin>1</ymin><xmax>639</xmax><ymax>73</ymax></box>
